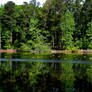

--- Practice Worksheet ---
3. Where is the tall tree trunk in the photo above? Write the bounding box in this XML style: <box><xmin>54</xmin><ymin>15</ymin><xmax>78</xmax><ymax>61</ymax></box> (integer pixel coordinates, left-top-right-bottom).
<box><xmin>33</xmin><ymin>0</ymin><xmax>36</xmax><ymax>18</ymax></box>
<box><xmin>55</xmin><ymin>32</ymin><xmax>57</xmax><ymax>48</ymax></box>
<box><xmin>10</xmin><ymin>32</ymin><xmax>12</xmax><ymax>48</ymax></box>
<box><xmin>0</xmin><ymin>32</ymin><xmax>1</xmax><ymax>49</ymax></box>
<box><xmin>0</xmin><ymin>22</ymin><xmax>1</xmax><ymax>49</ymax></box>
<box><xmin>52</xmin><ymin>35</ymin><xmax>54</xmax><ymax>47</ymax></box>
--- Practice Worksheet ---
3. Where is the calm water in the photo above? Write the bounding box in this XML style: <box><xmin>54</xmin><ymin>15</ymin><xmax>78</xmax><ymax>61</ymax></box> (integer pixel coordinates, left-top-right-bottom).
<box><xmin>0</xmin><ymin>52</ymin><xmax>92</xmax><ymax>92</ymax></box>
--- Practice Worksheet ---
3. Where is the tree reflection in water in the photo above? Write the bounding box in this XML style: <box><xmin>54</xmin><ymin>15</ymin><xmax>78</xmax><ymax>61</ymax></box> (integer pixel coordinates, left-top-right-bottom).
<box><xmin>0</xmin><ymin>62</ymin><xmax>64</xmax><ymax>92</ymax></box>
<box><xmin>73</xmin><ymin>75</ymin><xmax>92</xmax><ymax>92</ymax></box>
<box><xmin>0</xmin><ymin>53</ymin><xmax>92</xmax><ymax>92</ymax></box>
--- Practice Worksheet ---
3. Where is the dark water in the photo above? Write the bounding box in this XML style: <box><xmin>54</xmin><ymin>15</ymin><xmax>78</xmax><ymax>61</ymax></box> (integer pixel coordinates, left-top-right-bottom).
<box><xmin>0</xmin><ymin>52</ymin><xmax>92</xmax><ymax>92</ymax></box>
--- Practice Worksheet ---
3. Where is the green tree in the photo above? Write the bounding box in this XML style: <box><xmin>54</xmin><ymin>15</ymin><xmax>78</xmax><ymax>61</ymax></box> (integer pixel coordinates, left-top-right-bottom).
<box><xmin>80</xmin><ymin>0</ymin><xmax>92</xmax><ymax>37</ymax></box>
<box><xmin>86</xmin><ymin>21</ymin><xmax>92</xmax><ymax>49</ymax></box>
<box><xmin>1</xmin><ymin>1</ymin><xmax>16</xmax><ymax>49</ymax></box>
<box><xmin>21</xmin><ymin>19</ymin><xmax>50</xmax><ymax>51</ymax></box>
<box><xmin>73</xmin><ymin>0</ymin><xmax>83</xmax><ymax>40</ymax></box>
<box><xmin>0</xmin><ymin>0</ymin><xmax>92</xmax><ymax>50</ymax></box>
<box><xmin>43</xmin><ymin>0</ymin><xmax>67</xmax><ymax>48</ymax></box>
<box><xmin>60</xmin><ymin>12</ymin><xmax>75</xmax><ymax>50</ymax></box>
<box><xmin>0</xmin><ymin>5</ymin><xmax>4</xmax><ymax>49</ymax></box>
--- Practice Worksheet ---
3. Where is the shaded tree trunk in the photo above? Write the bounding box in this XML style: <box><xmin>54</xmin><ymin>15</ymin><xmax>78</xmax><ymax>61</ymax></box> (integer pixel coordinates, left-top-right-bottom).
<box><xmin>10</xmin><ymin>32</ymin><xmax>12</xmax><ymax>48</ymax></box>
<box><xmin>0</xmin><ymin>32</ymin><xmax>1</xmax><ymax>49</ymax></box>
<box><xmin>0</xmin><ymin>22</ymin><xmax>1</xmax><ymax>49</ymax></box>
<box><xmin>52</xmin><ymin>35</ymin><xmax>54</xmax><ymax>48</ymax></box>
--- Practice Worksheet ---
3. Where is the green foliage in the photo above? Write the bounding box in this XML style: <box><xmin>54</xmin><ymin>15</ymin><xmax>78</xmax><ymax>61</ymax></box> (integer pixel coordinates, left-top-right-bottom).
<box><xmin>74</xmin><ymin>38</ymin><xmax>82</xmax><ymax>49</ymax></box>
<box><xmin>20</xmin><ymin>19</ymin><xmax>51</xmax><ymax>51</ymax></box>
<box><xmin>86</xmin><ymin>21</ymin><xmax>92</xmax><ymax>49</ymax></box>
<box><xmin>60</xmin><ymin>12</ymin><xmax>75</xmax><ymax>50</ymax></box>
<box><xmin>0</xmin><ymin>0</ymin><xmax>92</xmax><ymax>50</ymax></box>
<box><xmin>1</xmin><ymin>1</ymin><xmax>16</xmax><ymax>49</ymax></box>
<box><xmin>82</xmin><ymin>37</ymin><xmax>88</xmax><ymax>49</ymax></box>
<box><xmin>20</xmin><ymin>43</ymin><xmax>32</xmax><ymax>51</ymax></box>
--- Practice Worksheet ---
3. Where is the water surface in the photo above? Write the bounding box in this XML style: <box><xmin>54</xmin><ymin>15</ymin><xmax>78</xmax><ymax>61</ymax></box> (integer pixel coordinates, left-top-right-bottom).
<box><xmin>0</xmin><ymin>53</ymin><xmax>92</xmax><ymax>92</ymax></box>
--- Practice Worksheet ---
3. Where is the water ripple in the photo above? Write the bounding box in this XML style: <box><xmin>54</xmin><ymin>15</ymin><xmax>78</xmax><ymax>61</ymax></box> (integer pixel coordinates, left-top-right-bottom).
<box><xmin>0</xmin><ymin>58</ymin><xmax>92</xmax><ymax>64</ymax></box>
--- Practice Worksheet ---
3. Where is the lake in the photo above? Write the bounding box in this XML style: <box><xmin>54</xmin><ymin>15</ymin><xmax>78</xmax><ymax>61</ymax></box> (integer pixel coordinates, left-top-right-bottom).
<box><xmin>0</xmin><ymin>52</ymin><xmax>92</xmax><ymax>92</ymax></box>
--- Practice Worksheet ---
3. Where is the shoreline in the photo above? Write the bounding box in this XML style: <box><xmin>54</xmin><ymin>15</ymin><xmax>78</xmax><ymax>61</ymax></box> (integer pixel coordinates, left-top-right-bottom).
<box><xmin>51</xmin><ymin>50</ymin><xmax>92</xmax><ymax>54</ymax></box>
<box><xmin>0</xmin><ymin>49</ymin><xmax>92</xmax><ymax>54</ymax></box>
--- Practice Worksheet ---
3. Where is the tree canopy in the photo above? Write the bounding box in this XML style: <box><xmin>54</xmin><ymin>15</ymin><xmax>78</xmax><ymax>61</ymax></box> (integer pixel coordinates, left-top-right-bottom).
<box><xmin>0</xmin><ymin>0</ymin><xmax>92</xmax><ymax>50</ymax></box>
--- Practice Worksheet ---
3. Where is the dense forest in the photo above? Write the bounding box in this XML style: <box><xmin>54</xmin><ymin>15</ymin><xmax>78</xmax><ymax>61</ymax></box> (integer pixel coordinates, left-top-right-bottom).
<box><xmin>0</xmin><ymin>0</ymin><xmax>92</xmax><ymax>51</ymax></box>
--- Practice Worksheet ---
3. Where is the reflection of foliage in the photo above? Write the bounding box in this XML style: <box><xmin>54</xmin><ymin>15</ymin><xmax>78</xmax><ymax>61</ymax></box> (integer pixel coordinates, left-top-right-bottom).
<box><xmin>61</xmin><ymin>63</ymin><xmax>75</xmax><ymax>92</ymax></box>
<box><xmin>87</xmin><ymin>65</ymin><xmax>92</xmax><ymax>84</ymax></box>
<box><xmin>0</xmin><ymin>61</ymin><xmax>50</xmax><ymax>92</ymax></box>
<box><xmin>73</xmin><ymin>64</ymin><xmax>88</xmax><ymax>77</ymax></box>
<box><xmin>0</xmin><ymin>53</ymin><xmax>92</xmax><ymax>92</ymax></box>
<box><xmin>73</xmin><ymin>75</ymin><xmax>92</xmax><ymax>92</ymax></box>
<box><xmin>28</xmin><ymin>62</ymin><xmax>50</xmax><ymax>85</ymax></box>
<box><xmin>72</xmin><ymin>58</ymin><xmax>92</xmax><ymax>92</ymax></box>
<box><xmin>34</xmin><ymin>73</ymin><xmax>65</xmax><ymax>92</ymax></box>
